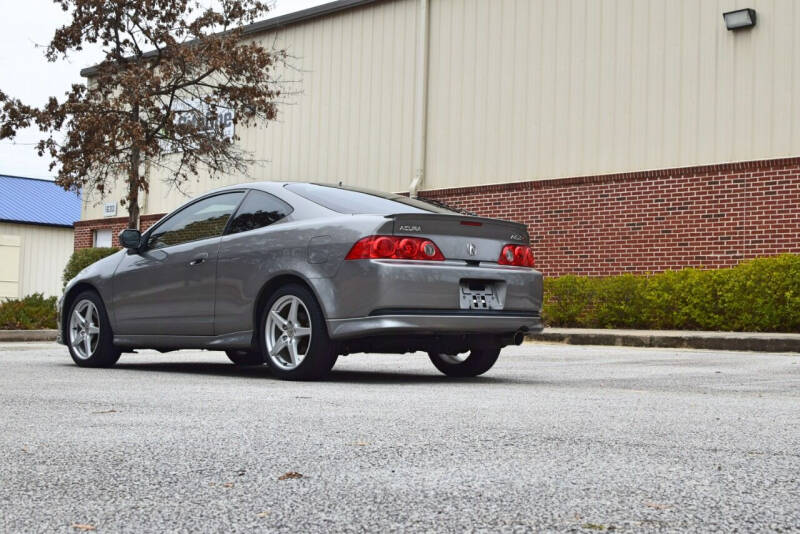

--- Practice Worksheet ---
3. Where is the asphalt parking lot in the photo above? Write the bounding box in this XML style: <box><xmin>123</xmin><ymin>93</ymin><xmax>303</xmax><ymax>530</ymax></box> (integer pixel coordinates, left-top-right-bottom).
<box><xmin>1</xmin><ymin>342</ymin><xmax>798</xmax><ymax>533</ymax></box>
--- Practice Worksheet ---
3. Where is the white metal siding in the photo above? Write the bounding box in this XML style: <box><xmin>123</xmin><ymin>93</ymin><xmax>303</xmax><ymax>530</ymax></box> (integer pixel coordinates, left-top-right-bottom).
<box><xmin>82</xmin><ymin>0</ymin><xmax>800</xmax><ymax>218</ymax></box>
<box><xmin>243</xmin><ymin>0</ymin><xmax>420</xmax><ymax>193</ymax></box>
<box><xmin>0</xmin><ymin>235</ymin><xmax>21</xmax><ymax>300</ymax></box>
<box><xmin>83</xmin><ymin>0</ymin><xmax>421</xmax><ymax>220</ymax></box>
<box><xmin>0</xmin><ymin>223</ymin><xmax>74</xmax><ymax>298</ymax></box>
<box><xmin>425</xmin><ymin>0</ymin><xmax>800</xmax><ymax>188</ymax></box>
<box><xmin>426</xmin><ymin>0</ymin><xmax>800</xmax><ymax>188</ymax></box>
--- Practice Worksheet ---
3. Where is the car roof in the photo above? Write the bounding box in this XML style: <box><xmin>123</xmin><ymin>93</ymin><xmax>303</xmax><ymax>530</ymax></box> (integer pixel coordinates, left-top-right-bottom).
<box><xmin>204</xmin><ymin>180</ymin><xmax>285</xmax><ymax>193</ymax></box>
<box><xmin>195</xmin><ymin>181</ymin><xmax>342</xmax><ymax>218</ymax></box>
<box><xmin>205</xmin><ymin>181</ymin><xmax>310</xmax><ymax>195</ymax></box>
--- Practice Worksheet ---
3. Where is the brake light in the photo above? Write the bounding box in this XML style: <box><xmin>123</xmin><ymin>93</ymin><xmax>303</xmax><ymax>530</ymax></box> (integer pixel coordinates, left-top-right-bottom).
<box><xmin>498</xmin><ymin>244</ymin><xmax>535</xmax><ymax>267</ymax></box>
<box><xmin>346</xmin><ymin>236</ymin><xmax>445</xmax><ymax>261</ymax></box>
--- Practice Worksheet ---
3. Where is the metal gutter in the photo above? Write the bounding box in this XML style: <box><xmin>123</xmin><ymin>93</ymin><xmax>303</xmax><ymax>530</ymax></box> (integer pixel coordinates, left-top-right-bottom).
<box><xmin>0</xmin><ymin>174</ymin><xmax>58</xmax><ymax>183</ymax></box>
<box><xmin>80</xmin><ymin>0</ymin><xmax>388</xmax><ymax>77</ymax></box>
<box><xmin>0</xmin><ymin>218</ymin><xmax>75</xmax><ymax>229</ymax></box>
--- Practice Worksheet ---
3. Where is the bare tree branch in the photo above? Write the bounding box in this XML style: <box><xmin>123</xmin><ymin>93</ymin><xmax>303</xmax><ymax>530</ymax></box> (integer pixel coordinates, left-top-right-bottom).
<box><xmin>0</xmin><ymin>0</ymin><xmax>285</xmax><ymax>228</ymax></box>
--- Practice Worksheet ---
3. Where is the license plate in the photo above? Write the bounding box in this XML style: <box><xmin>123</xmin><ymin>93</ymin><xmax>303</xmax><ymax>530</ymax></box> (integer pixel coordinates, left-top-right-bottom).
<box><xmin>459</xmin><ymin>280</ymin><xmax>500</xmax><ymax>310</ymax></box>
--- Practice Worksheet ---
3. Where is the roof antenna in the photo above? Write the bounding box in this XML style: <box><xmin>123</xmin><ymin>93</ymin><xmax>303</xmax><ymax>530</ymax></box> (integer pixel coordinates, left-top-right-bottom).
<box><xmin>338</xmin><ymin>180</ymin><xmax>343</xmax><ymax>187</ymax></box>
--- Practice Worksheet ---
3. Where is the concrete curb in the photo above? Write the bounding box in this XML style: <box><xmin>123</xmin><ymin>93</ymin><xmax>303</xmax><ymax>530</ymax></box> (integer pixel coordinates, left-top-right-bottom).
<box><xmin>0</xmin><ymin>330</ymin><xmax>58</xmax><ymax>342</ymax></box>
<box><xmin>529</xmin><ymin>328</ymin><xmax>800</xmax><ymax>353</ymax></box>
<box><xmin>3</xmin><ymin>328</ymin><xmax>798</xmax><ymax>353</ymax></box>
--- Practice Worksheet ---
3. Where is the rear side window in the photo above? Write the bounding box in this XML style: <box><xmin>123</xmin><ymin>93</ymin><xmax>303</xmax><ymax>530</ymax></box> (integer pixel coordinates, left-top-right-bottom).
<box><xmin>227</xmin><ymin>190</ymin><xmax>293</xmax><ymax>235</ymax></box>
<box><xmin>284</xmin><ymin>183</ymin><xmax>457</xmax><ymax>215</ymax></box>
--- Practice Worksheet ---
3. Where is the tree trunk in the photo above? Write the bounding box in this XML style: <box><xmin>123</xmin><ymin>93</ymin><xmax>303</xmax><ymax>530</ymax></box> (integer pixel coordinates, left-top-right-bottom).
<box><xmin>127</xmin><ymin>146</ymin><xmax>141</xmax><ymax>229</ymax></box>
<box><xmin>127</xmin><ymin>102</ymin><xmax>141</xmax><ymax>230</ymax></box>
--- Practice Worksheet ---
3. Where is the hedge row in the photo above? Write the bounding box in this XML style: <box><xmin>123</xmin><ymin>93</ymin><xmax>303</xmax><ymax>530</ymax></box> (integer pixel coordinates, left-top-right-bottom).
<box><xmin>0</xmin><ymin>293</ymin><xmax>58</xmax><ymax>330</ymax></box>
<box><xmin>543</xmin><ymin>254</ymin><xmax>800</xmax><ymax>332</ymax></box>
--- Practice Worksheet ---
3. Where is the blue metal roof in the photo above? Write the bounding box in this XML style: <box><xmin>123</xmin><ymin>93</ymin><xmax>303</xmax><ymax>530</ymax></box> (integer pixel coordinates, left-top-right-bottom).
<box><xmin>0</xmin><ymin>175</ymin><xmax>82</xmax><ymax>228</ymax></box>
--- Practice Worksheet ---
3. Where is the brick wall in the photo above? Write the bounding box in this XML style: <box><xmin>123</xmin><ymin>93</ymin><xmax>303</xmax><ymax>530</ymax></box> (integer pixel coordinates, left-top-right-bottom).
<box><xmin>418</xmin><ymin>157</ymin><xmax>800</xmax><ymax>277</ymax></box>
<box><xmin>73</xmin><ymin>214</ymin><xmax>163</xmax><ymax>249</ymax></box>
<box><xmin>73</xmin><ymin>157</ymin><xmax>800</xmax><ymax>277</ymax></box>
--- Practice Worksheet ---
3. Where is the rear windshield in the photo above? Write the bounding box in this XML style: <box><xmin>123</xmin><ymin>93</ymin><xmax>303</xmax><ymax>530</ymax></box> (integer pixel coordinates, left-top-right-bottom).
<box><xmin>284</xmin><ymin>183</ymin><xmax>458</xmax><ymax>215</ymax></box>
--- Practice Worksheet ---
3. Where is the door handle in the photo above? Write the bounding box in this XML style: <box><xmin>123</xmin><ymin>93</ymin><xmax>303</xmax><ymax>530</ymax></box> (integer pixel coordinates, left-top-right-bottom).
<box><xmin>189</xmin><ymin>253</ymin><xmax>208</xmax><ymax>266</ymax></box>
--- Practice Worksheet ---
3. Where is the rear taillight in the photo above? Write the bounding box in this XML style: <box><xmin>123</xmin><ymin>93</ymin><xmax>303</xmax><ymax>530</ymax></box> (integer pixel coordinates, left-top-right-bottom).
<box><xmin>345</xmin><ymin>236</ymin><xmax>445</xmax><ymax>261</ymax></box>
<box><xmin>498</xmin><ymin>244</ymin><xmax>535</xmax><ymax>267</ymax></box>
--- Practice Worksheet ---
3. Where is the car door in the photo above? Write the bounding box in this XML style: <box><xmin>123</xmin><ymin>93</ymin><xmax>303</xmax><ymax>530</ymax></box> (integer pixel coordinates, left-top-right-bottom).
<box><xmin>112</xmin><ymin>191</ymin><xmax>245</xmax><ymax>336</ymax></box>
<box><xmin>214</xmin><ymin>190</ymin><xmax>294</xmax><ymax>334</ymax></box>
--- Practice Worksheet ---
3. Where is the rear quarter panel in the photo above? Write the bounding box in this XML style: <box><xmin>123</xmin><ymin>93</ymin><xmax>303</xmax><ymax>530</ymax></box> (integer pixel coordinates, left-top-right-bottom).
<box><xmin>213</xmin><ymin>214</ymin><xmax>391</xmax><ymax>334</ymax></box>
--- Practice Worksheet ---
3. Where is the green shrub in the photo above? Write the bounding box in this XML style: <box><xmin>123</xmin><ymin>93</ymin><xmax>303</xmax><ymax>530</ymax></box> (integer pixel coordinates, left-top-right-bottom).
<box><xmin>62</xmin><ymin>247</ymin><xmax>119</xmax><ymax>288</ymax></box>
<box><xmin>592</xmin><ymin>274</ymin><xmax>648</xmax><ymax>328</ymax></box>
<box><xmin>543</xmin><ymin>254</ymin><xmax>800</xmax><ymax>332</ymax></box>
<box><xmin>0</xmin><ymin>293</ymin><xmax>58</xmax><ymax>330</ymax></box>
<box><xmin>542</xmin><ymin>275</ymin><xmax>598</xmax><ymax>327</ymax></box>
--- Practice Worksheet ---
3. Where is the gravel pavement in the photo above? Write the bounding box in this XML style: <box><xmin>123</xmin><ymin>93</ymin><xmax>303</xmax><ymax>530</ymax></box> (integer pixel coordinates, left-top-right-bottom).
<box><xmin>1</xmin><ymin>342</ymin><xmax>798</xmax><ymax>533</ymax></box>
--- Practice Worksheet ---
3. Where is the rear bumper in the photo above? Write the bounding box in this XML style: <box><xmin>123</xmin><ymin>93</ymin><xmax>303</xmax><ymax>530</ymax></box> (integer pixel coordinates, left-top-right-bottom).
<box><xmin>321</xmin><ymin>259</ymin><xmax>543</xmax><ymax>319</ymax></box>
<box><xmin>326</xmin><ymin>311</ymin><xmax>543</xmax><ymax>340</ymax></box>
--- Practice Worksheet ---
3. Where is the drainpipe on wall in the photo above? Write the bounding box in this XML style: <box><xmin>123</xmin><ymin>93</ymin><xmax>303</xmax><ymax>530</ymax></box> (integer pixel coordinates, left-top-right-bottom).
<box><xmin>409</xmin><ymin>0</ymin><xmax>430</xmax><ymax>198</ymax></box>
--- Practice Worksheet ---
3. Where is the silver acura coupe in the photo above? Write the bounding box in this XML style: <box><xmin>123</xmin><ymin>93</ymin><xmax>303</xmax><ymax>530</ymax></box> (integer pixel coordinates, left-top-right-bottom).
<box><xmin>58</xmin><ymin>183</ymin><xmax>543</xmax><ymax>380</ymax></box>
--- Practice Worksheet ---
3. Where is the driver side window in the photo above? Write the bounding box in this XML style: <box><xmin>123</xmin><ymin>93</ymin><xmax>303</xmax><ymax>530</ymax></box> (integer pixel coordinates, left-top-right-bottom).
<box><xmin>146</xmin><ymin>192</ymin><xmax>244</xmax><ymax>250</ymax></box>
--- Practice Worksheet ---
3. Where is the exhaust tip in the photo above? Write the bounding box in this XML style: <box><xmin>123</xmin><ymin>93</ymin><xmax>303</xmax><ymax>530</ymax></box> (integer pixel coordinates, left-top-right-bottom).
<box><xmin>513</xmin><ymin>331</ymin><xmax>525</xmax><ymax>345</ymax></box>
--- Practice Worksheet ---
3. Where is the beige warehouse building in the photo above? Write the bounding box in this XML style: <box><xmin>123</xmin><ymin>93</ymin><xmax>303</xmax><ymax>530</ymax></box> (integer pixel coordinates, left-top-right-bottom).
<box><xmin>77</xmin><ymin>0</ymin><xmax>800</xmax><ymax>276</ymax></box>
<box><xmin>0</xmin><ymin>175</ymin><xmax>81</xmax><ymax>299</ymax></box>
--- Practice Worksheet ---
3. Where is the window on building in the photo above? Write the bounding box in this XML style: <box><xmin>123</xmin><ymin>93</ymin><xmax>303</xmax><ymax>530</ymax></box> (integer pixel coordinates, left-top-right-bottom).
<box><xmin>93</xmin><ymin>228</ymin><xmax>112</xmax><ymax>248</ymax></box>
<box><xmin>146</xmin><ymin>192</ymin><xmax>244</xmax><ymax>250</ymax></box>
<box><xmin>227</xmin><ymin>190</ymin><xmax>293</xmax><ymax>235</ymax></box>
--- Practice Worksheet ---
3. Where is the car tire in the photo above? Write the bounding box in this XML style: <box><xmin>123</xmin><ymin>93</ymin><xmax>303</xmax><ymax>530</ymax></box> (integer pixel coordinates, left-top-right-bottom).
<box><xmin>427</xmin><ymin>345</ymin><xmax>501</xmax><ymax>377</ymax></box>
<box><xmin>259</xmin><ymin>283</ymin><xmax>337</xmax><ymax>381</ymax></box>
<box><xmin>66</xmin><ymin>290</ymin><xmax>121</xmax><ymax>368</ymax></box>
<box><xmin>225</xmin><ymin>349</ymin><xmax>264</xmax><ymax>366</ymax></box>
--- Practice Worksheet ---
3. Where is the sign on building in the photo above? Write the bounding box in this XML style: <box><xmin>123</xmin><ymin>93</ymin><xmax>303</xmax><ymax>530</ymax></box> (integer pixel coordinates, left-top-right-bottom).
<box><xmin>161</xmin><ymin>100</ymin><xmax>235</xmax><ymax>153</ymax></box>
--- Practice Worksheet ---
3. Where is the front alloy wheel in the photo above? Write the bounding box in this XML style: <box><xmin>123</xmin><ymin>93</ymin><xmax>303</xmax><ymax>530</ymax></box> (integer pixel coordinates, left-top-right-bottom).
<box><xmin>66</xmin><ymin>291</ymin><xmax>121</xmax><ymax>368</ymax></box>
<box><xmin>69</xmin><ymin>299</ymin><xmax>100</xmax><ymax>360</ymax></box>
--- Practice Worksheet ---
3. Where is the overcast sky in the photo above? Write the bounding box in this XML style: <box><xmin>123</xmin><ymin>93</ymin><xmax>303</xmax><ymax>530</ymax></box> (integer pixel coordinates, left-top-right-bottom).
<box><xmin>0</xmin><ymin>0</ymin><xmax>328</xmax><ymax>180</ymax></box>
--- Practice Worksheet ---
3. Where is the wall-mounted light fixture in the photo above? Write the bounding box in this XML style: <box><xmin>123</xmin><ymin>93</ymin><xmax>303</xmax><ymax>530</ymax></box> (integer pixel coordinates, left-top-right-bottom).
<box><xmin>723</xmin><ymin>8</ymin><xmax>757</xmax><ymax>31</ymax></box>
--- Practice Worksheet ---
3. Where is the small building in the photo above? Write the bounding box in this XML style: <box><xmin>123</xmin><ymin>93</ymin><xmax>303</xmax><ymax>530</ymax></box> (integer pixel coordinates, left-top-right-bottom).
<box><xmin>0</xmin><ymin>175</ymin><xmax>81</xmax><ymax>299</ymax></box>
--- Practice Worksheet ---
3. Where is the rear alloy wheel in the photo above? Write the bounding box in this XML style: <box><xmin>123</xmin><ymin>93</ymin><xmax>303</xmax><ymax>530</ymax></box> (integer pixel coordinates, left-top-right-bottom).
<box><xmin>225</xmin><ymin>349</ymin><xmax>263</xmax><ymax>366</ymax></box>
<box><xmin>67</xmin><ymin>291</ymin><xmax>121</xmax><ymax>368</ymax></box>
<box><xmin>260</xmin><ymin>284</ymin><xmax>337</xmax><ymax>380</ymax></box>
<box><xmin>428</xmin><ymin>346</ymin><xmax>501</xmax><ymax>377</ymax></box>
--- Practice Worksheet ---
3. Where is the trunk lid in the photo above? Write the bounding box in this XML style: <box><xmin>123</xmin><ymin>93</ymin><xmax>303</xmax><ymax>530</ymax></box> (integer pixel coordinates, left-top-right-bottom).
<box><xmin>389</xmin><ymin>213</ymin><xmax>529</xmax><ymax>262</ymax></box>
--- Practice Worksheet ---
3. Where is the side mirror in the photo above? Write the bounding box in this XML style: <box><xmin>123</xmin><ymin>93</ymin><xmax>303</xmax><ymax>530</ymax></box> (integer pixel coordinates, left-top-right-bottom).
<box><xmin>119</xmin><ymin>228</ymin><xmax>142</xmax><ymax>251</ymax></box>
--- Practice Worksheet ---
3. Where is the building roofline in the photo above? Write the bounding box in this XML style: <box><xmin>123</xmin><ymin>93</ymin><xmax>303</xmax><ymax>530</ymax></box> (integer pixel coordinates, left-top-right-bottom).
<box><xmin>80</xmin><ymin>0</ymin><xmax>386</xmax><ymax>77</ymax></box>
<box><xmin>0</xmin><ymin>173</ymin><xmax>57</xmax><ymax>183</ymax></box>
<box><xmin>0</xmin><ymin>218</ymin><xmax>75</xmax><ymax>229</ymax></box>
